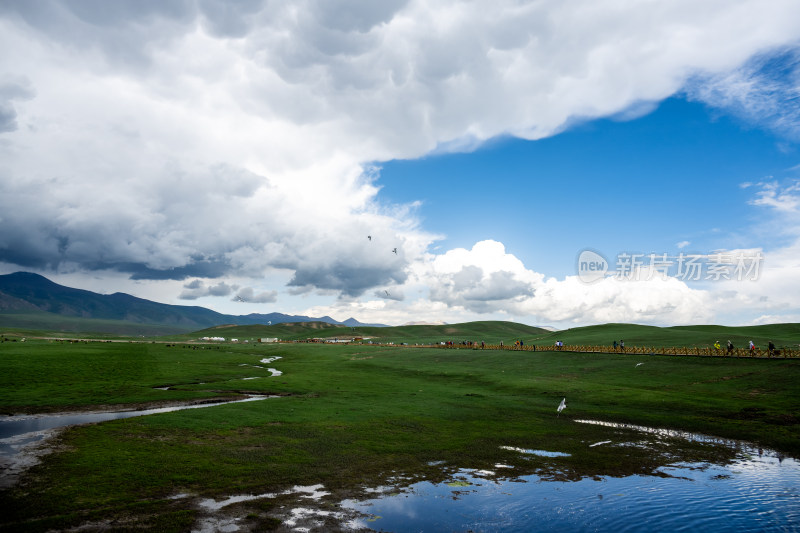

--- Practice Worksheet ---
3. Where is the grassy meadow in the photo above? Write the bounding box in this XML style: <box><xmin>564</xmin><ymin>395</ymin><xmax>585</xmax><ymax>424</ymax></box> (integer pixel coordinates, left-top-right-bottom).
<box><xmin>175</xmin><ymin>320</ymin><xmax>550</xmax><ymax>345</ymax></box>
<box><xmin>1</xmin><ymin>324</ymin><xmax>799</xmax><ymax>531</ymax></box>
<box><xmin>163</xmin><ymin>320</ymin><xmax>800</xmax><ymax>350</ymax></box>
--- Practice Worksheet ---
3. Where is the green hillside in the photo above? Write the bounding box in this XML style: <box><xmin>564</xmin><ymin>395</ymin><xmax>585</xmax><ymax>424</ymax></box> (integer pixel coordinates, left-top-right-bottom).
<box><xmin>531</xmin><ymin>322</ymin><xmax>800</xmax><ymax>349</ymax></box>
<box><xmin>187</xmin><ymin>321</ymin><xmax>345</xmax><ymax>340</ymax></box>
<box><xmin>179</xmin><ymin>321</ymin><xmax>800</xmax><ymax>350</ymax></box>
<box><xmin>7</xmin><ymin>314</ymin><xmax>800</xmax><ymax>351</ymax></box>
<box><xmin>0</xmin><ymin>311</ymin><xmax>194</xmax><ymax>337</ymax></box>
<box><xmin>176</xmin><ymin>320</ymin><xmax>549</xmax><ymax>344</ymax></box>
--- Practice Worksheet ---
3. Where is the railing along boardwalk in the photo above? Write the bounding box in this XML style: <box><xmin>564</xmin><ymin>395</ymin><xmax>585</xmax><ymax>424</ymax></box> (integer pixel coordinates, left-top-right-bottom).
<box><xmin>437</xmin><ymin>343</ymin><xmax>800</xmax><ymax>358</ymax></box>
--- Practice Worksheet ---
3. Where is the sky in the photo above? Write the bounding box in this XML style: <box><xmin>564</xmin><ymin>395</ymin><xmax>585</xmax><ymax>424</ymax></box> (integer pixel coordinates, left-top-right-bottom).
<box><xmin>1</xmin><ymin>0</ymin><xmax>800</xmax><ymax>328</ymax></box>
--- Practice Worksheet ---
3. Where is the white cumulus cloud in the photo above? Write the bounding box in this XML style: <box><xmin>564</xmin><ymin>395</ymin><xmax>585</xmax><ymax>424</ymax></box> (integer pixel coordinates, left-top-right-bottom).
<box><xmin>1</xmin><ymin>1</ymin><xmax>799</xmax><ymax>325</ymax></box>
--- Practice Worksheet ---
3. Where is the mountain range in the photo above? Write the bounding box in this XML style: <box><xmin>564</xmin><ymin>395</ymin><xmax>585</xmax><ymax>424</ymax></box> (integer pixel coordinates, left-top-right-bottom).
<box><xmin>0</xmin><ymin>272</ymin><xmax>386</xmax><ymax>332</ymax></box>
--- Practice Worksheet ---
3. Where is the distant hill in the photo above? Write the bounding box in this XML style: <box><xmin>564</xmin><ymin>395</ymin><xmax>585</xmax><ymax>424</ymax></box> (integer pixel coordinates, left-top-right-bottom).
<box><xmin>196</xmin><ymin>320</ymin><xmax>800</xmax><ymax>347</ymax></box>
<box><xmin>530</xmin><ymin>322</ymin><xmax>800</xmax><ymax>349</ymax></box>
<box><xmin>176</xmin><ymin>320</ymin><xmax>552</xmax><ymax>344</ymax></box>
<box><xmin>0</xmin><ymin>272</ymin><xmax>386</xmax><ymax>334</ymax></box>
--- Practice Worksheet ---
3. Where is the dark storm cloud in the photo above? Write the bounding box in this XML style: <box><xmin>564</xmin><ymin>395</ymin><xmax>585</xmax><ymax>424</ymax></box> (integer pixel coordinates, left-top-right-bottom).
<box><xmin>179</xmin><ymin>278</ymin><xmax>238</xmax><ymax>299</ymax></box>
<box><xmin>310</xmin><ymin>0</ymin><xmax>408</xmax><ymax>33</ymax></box>
<box><xmin>3</xmin><ymin>0</ymin><xmax>800</xmax><ymax>319</ymax></box>
<box><xmin>0</xmin><ymin>0</ymin><xmax>197</xmax><ymax>68</ymax></box>
<box><xmin>110</xmin><ymin>259</ymin><xmax>231</xmax><ymax>280</ymax></box>
<box><xmin>0</xmin><ymin>76</ymin><xmax>34</xmax><ymax>133</ymax></box>
<box><xmin>233</xmin><ymin>286</ymin><xmax>277</xmax><ymax>303</ymax></box>
<box><xmin>287</xmin><ymin>262</ymin><xmax>408</xmax><ymax>298</ymax></box>
<box><xmin>197</xmin><ymin>0</ymin><xmax>265</xmax><ymax>38</ymax></box>
<box><xmin>0</xmin><ymin>104</ymin><xmax>19</xmax><ymax>133</ymax></box>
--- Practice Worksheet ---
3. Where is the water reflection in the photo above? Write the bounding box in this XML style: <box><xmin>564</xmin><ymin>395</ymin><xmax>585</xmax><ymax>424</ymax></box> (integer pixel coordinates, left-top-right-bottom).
<box><xmin>344</xmin><ymin>452</ymin><xmax>799</xmax><ymax>532</ymax></box>
<box><xmin>499</xmin><ymin>446</ymin><xmax>571</xmax><ymax>457</ymax></box>
<box><xmin>344</xmin><ymin>422</ymin><xmax>799</xmax><ymax>532</ymax></box>
<box><xmin>0</xmin><ymin>396</ymin><xmax>271</xmax><ymax>445</ymax></box>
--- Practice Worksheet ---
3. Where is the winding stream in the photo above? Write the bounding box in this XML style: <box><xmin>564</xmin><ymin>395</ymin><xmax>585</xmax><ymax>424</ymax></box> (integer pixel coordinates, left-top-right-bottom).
<box><xmin>0</xmin><ymin>395</ymin><xmax>274</xmax><ymax>488</ymax></box>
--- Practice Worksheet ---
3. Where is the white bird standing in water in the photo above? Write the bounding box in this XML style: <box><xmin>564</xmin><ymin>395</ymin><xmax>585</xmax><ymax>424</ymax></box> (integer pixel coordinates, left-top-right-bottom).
<box><xmin>557</xmin><ymin>397</ymin><xmax>566</xmax><ymax>416</ymax></box>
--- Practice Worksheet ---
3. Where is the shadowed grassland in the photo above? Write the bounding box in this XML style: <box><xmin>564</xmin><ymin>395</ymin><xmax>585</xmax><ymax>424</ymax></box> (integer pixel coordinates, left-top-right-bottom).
<box><xmin>1</xmin><ymin>340</ymin><xmax>798</xmax><ymax>531</ymax></box>
<box><xmin>165</xmin><ymin>320</ymin><xmax>800</xmax><ymax>351</ymax></box>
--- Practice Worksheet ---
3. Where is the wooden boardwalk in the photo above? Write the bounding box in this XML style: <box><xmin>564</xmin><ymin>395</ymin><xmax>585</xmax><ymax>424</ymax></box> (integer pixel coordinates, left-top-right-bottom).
<box><xmin>473</xmin><ymin>344</ymin><xmax>800</xmax><ymax>358</ymax></box>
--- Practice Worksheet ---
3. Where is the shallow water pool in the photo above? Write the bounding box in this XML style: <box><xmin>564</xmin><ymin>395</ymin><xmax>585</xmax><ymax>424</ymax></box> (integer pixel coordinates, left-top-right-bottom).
<box><xmin>343</xmin><ymin>444</ymin><xmax>799</xmax><ymax>532</ymax></box>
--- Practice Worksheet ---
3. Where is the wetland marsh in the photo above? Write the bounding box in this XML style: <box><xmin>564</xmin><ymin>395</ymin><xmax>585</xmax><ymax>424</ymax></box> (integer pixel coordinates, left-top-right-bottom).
<box><xmin>1</xmin><ymin>337</ymin><xmax>798</xmax><ymax>531</ymax></box>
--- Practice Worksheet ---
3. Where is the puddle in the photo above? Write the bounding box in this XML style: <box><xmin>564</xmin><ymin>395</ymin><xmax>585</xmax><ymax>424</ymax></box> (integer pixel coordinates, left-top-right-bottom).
<box><xmin>343</xmin><ymin>451</ymin><xmax>800</xmax><ymax>532</ymax></box>
<box><xmin>284</xmin><ymin>507</ymin><xmax>343</xmax><ymax>532</ymax></box>
<box><xmin>192</xmin><ymin>516</ymin><xmax>242</xmax><ymax>533</ymax></box>
<box><xmin>197</xmin><ymin>492</ymin><xmax>278</xmax><ymax>512</ymax></box>
<box><xmin>500</xmin><ymin>445</ymin><xmax>571</xmax><ymax>457</ymax></box>
<box><xmin>187</xmin><ymin>484</ymin><xmax>337</xmax><ymax>532</ymax></box>
<box><xmin>343</xmin><ymin>422</ymin><xmax>799</xmax><ymax>531</ymax></box>
<box><xmin>574</xmin><ymin>419</ymin><xmax>773</xmax><ymax>455</ymax></box>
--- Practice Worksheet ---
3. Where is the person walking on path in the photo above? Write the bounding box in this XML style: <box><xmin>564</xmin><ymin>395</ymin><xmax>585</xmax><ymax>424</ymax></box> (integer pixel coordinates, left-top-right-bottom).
<box><xmin>727</xmin><ymin>340</ymin><xmax>734</xmax><ymax>356</ymax></box>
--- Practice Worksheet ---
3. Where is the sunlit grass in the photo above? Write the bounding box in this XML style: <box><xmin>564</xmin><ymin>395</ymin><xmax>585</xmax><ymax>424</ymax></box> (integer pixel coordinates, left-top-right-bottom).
<box><xmin>1</xmin><ymin>338</ymin><xmax>798</xmax><ymax>531</ymax></box>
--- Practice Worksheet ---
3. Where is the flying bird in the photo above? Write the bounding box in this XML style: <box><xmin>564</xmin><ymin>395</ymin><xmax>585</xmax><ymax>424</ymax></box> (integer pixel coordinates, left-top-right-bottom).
<box><xmin>557</xmin><ymin>397</ymin><xmax>566</xmax><ymax>417</ymax></box>
<box><xmin>636</xmin><ymin>362</ymin><xmax>644</xmax><ymax>367</ymax></box>
<box><xmin>384</xmin><ymin>290</ymin><xmax>390</xmax><ymax>297</ymax></box>
<box><xmin>392</xmin><ymin>248</ymin><xmax>397</xmax><ymax>254</ymax></box>
<box><xmin>235</xmin><ymin>296</ymin><xmax>245</xmax><ymax>302</ymax></box>
<box><xmin>367</xmin><ymin>235</ymin><xmax>371</xmax><ymax>241</ymax></box>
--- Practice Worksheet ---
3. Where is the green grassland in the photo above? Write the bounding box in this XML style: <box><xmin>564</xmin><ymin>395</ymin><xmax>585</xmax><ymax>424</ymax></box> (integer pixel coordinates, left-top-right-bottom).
<box><xmin>5</xmin><ymin>314</ymin><xmax>800</xmax><ymax>350</ymax></box>
<box><xmin>533</xmin><ymin>322</ymin><xmax>800</xmax><ymax>349</ymax></box>
<box><xmin>1</xmin><ymin>333</ymin><xmax>799</xmax><ymax>531</ymax></box>
<box><xmin>173</xmin><ymin>320</ymin><xmax>800</xmax><ymax>351</ymax></box>
<box><xmin>181</xmin><ymin>320</ymin><xmax>550</xmax><ymax>344</ymax></box>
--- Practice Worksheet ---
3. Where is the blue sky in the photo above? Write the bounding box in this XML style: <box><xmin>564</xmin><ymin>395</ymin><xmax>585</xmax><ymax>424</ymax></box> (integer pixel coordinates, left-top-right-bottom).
<box><xmin>1</xmin><ymin>1</ymin><xmax>800</xmax><ymax>328</ymax></box>
<box><xmin>379</xmin><ymin>96</ymin><xmax>797</xmax><ymax>279</ymax></box>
